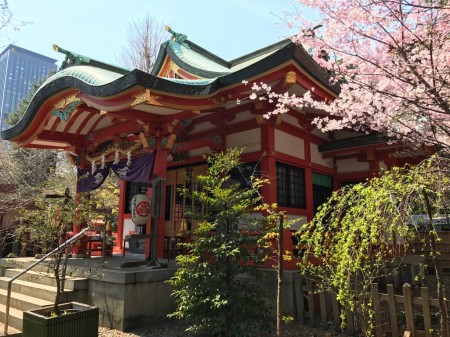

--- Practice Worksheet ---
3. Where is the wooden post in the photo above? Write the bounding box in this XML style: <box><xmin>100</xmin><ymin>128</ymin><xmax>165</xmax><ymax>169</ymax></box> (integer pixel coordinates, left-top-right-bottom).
<box><xmin>371</xmin><ymin>283</ymin><xmax>383</xmax><ymax>337</ymax></box>
<box><xmin>421</xmin><ymin>287</ymin><xmax>432</xmax><ymax>337</ymax></box>
<box><xmin>331</xmin><ymin>292</ymin><xmax>341</xmax><ymax>331</ymax></box>
<box><xmin>346</xmin><ymin>307</ymin><xmax>355</xmax><ymax>334</ymax></box>
<box><xmin>361</xmin><ymin>314</ymin><xmax>368</xmax><ymax>335</ymax></box>
<box><xmin>403</xmin><ymin>284</ymin><xmax>415</xmax><ymax>337</ymax></box>
<box><xmin>307</xmin><ymin>280</ymin><xmax>315</xmax><ymax>327</ymax></box>
<box><xmin>319</xmin><ymin>291</ymin><xmax>327</xmax><ymax>327</ymax></box>
<box><xmin>387</xmin><ymin>284</ymin><xmax>399</xmax><ymax>337</ymax></box>
<box><xmin>293</xmin><ymin>274</ymin><xmax>304</xmax><ymax>324</ymax></box>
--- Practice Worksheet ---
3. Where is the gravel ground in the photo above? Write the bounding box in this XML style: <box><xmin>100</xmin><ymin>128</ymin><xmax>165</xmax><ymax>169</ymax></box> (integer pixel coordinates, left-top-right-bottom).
<box><xmin>98</xmin><ymin>319</ymin><xmax>344</xmax><ymax>337</ymax></box>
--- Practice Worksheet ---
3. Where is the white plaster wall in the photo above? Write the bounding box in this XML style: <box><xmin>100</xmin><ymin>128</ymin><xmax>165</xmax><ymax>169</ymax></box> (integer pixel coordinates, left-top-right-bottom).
<box><xmin>282</xmin><ymin>114</ymin><xmax>302</xmax><ymax>128</ymax></box>
<box><xmin>68</xmin><ymin>110</ymin><xmax>90</xmax><ymax>134</ymax></box>
<box><xmin>192</xmin><ymin>121</ymin><xmax>214</xmax><ymax>133</ymax></box>
<box><xmin>81</xmin><ymin>114</ymin><xmax>101</xmax><ymax>135</ymax></box>
<box><xmin>229</xmin><ymin>110</ymin><xmax>253</xmax><ymax>124</ymax></box>
<box><xmin>310</xmin><ymin>143</ymin><xmax>334</xmax><ymax>168</ymax></box>
<box><xmin>226</xmin><ymin>129</ymin><xmax>261</xmax><ymax>153</ymax></box>
<box><xmin>189</xmin><ymin>146</ymin><xmax>210</xmax><ymax>158</ymax></box>
<box><xmin>54</xmin><ymin>119</ymin><xmax>67</xmax><ymax>133</ymax></box>
<box><xmin>336</xmin><ymin>158</ymin><xmax>370</xmax><ymax>173</ymax></box>
<box><xmin>94</xmin><ymin>115</ymin><xmax>113</xmax><ymax>131</ymax></box>
<box><xmin>274</xmin><ymin>129</ymin><xmax>305</xmax><ymax>159</ymax></box>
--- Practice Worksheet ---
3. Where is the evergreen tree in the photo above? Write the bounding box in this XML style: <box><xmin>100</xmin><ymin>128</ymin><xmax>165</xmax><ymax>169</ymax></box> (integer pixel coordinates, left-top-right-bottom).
<box><xmin>168</xmin><ymin>149</ymin><xmax>273</xmax><ymax>337</ymax></box>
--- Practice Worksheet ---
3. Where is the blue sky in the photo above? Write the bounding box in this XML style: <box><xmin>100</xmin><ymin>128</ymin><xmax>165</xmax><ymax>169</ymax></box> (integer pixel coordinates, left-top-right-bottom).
<box><xmin>2</xmin><ymin>0</ymin><xmax>307</xmax><ymax>67</ymax></box>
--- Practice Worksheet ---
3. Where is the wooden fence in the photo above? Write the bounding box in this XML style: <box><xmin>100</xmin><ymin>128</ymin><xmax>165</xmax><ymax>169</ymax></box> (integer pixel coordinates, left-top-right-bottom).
<box><xmin>294</xmin><ymin>276</ymin><xmax>446</xmax><ymax>337</ymax></box>
<box><xmin>413</xmin><ymin>232</ymin><xmax>450</xmax><ymax>268</ymax></box>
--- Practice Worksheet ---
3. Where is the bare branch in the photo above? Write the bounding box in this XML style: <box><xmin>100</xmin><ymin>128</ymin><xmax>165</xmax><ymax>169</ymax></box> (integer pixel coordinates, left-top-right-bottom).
<box><xmin>117</xmin><ymin>13</ymin><xmax>168</xmax><ymax>73</ymax></box>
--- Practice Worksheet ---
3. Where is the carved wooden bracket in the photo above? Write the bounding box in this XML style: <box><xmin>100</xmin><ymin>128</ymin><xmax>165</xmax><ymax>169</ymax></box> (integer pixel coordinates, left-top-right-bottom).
<box><xmin>51</xmin><ymin>92</ymin><xmax>81</xmax><ymax>122</ymax></box>
<box><xmin>256</xmin><ymin>115</ymin><xmax>266</xmax><ymax>125</ymax></box>
<box><xmin>130</xmin><ymin>89</ymin><xmax>162</xmax><ymax>107</ymax></box>
<box><xmin>209</xmin><ymin>95</ymin><xmax>227</xmax><ymax>107</ymax></box>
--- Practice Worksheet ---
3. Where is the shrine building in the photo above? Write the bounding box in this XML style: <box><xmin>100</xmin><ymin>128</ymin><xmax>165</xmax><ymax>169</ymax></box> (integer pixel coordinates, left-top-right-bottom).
<box><xmin>1</xmin><ymin>28</ymin><xmax>425</xmax><ymax>264</ymax></box>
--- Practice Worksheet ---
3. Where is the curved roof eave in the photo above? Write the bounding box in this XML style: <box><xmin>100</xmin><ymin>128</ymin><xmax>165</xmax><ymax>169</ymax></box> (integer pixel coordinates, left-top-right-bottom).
<box><xmin>165</xmin><ymin>42</ymin><xmax>231</xmax><ymax>78</ymax></box>
<box><xmin>152</xmin><ymin>39</ymin><xmax>232</xmax><ymax>78</ymax></box>
<box><xmin>151</xmin><ymin>42</ymin><xmax>170</xmax><ymax>76</ymax></box>
<box><xmin>219</xmin><ymin>43</ymin><xmax>340</xmax><ymax>96</ymax></box>
<box><xmin>2</xmin><ymin>43</ymin><xmax>340</xmax><ymax>141</ymax></box>
<box><xmin>1</xmin><ymin>68</ymin><xmax>223</xmax><ymax>141</ymax></box>
<box><xmin>293</xmin><ymin>44</ymin><xmax>340</xmax><ymax>95</ymax></box>
<box><xmin>229</xmin><ymin>39</ymin><xmax>292</xmax><ymax>66</ymax></box>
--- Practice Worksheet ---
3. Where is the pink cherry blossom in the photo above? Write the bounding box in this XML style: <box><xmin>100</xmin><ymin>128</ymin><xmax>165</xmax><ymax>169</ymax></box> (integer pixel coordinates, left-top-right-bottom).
<box><xmin>253</xmin><ymin>1</ymin><xmax>450</xmax><ymax>151</ymax></box>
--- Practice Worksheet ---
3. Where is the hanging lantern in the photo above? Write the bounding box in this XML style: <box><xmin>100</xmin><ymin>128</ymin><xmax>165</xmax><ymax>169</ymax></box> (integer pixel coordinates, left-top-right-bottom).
<box><xmin>131</xmin><ymin>194</ymin><xmax>152</xmax><ymax>225</ymax></box>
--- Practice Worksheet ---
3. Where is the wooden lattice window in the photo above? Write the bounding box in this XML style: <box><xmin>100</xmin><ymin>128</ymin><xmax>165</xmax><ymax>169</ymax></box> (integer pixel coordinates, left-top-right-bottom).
<box><xmin>276</xmin><ymin>162</ymin><xmax>306</xmax><ymax>208</ymax></box>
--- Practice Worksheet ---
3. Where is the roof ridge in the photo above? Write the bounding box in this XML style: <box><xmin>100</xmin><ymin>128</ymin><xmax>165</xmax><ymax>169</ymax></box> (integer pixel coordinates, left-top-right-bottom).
<box><xmin>53</xmin><ymin>44</ymin><xmax>129</xmax><ymax>75</ymax></box>
<box><xmin>230</xmin><ymin>39</ymin><xmax>292</xmax><ymax>66</ymax></box>
<box><xmin>183</xmin><ymin>40</ymin><xmax>231</xmax><ymax>68</ymax></box>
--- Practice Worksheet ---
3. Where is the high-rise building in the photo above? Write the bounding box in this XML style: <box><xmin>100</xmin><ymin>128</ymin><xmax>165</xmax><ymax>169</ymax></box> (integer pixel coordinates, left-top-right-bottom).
<box><xmin>0</xmin><ymin>44</ymin><xmax>57</xmax><ymax>132</ymax></box>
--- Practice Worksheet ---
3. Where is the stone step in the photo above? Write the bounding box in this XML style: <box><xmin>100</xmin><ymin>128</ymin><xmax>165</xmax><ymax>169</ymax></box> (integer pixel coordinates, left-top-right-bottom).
<box><xmin>0</xmin><ymin>277</ymin><xmax>86</xmax><ymax>303</ymax></box>
<box><xmin>0</xmin><ymin>269</ymin><xmax>90</xmax><ymax>334</ymax></box>
<box><xmin>0</xmin><ymin>301</ymin><xmax>25</xmax><ymax>332</ymax></box>
<box><xmin>3</xmin><ymin>269</ymin><xmax>88</xmax><ymax>290</ymax></box>
<box><xmin>0</xmin><ymin>288</ymin><xmax>52</xmax><ymax>313</ymax></box>
<box><xmin>0</xmin><ymin>321</ymin><xmax>21</xmax><ymax>336</ymax></box>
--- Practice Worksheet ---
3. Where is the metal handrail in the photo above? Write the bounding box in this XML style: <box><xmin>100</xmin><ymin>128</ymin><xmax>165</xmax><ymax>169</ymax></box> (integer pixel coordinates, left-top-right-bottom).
<box><xmin>3</xmin><ymin>227</ymin><xmax>90</xmax><ymax>335</ymax></box>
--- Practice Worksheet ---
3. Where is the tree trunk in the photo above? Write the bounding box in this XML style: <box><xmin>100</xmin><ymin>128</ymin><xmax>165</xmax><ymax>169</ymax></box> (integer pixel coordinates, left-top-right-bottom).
<box><xmin>422</xmin><ymin>190</ymin><xmax>448</xmax><ymax>337</ymax></box>
<box><xmin>53</xmin><ymin>250</ymin><xmax>62</xmax><ymax>316</ymax></box>
<box><xmin>277</xmin><ymin>215</ymin><xmax>284</xmax><ymax>337</ymax></box>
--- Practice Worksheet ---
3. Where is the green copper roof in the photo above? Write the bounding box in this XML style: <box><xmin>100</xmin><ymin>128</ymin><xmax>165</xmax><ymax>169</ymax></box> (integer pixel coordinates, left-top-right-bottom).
<box><xmin>42</xmin><ymin>66</ymin><xmax>125</xmax><ymax>87</ymax></box>
<box><xmin>54</xmin><ymin>44</ymin><xmax>129</xmax><ymax>74</ymax></box>
<box><xmin>2</xmin><ymin>34</ymin><xmax>340</xmax><ymax>142</ymax></box>
<box><xmin>168</xmin><ymin>41</ymin><xmax>231</xmax><ymax>76</ymax></box>
<box><xmin>154</xmin><ymin>38</ymin><xmax>293</xmax><ymax>80</ymax></box>
<box><xmin>230</xmin><ymin>46</ymin><xmax>287</xmax><ymax>71</ymax></box>
<box><xmin>164</xmin><ymin>77</ymin><xmax>216</xmax><ymax>85</ymax></box>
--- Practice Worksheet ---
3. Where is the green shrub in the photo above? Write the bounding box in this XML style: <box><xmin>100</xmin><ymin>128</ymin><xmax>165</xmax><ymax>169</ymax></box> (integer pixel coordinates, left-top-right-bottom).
<box><xmin>168</xmin><ymin>149</ymin><xmax>273</xmax><ymax>337</ymax></box>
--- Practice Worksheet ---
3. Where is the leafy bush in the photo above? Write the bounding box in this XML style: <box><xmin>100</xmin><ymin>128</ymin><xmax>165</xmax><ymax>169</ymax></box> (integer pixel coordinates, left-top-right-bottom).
<box><xmin>168</xmin><ymin>149</ymin><xmax>273</xmax><ymax>337</ymax></box>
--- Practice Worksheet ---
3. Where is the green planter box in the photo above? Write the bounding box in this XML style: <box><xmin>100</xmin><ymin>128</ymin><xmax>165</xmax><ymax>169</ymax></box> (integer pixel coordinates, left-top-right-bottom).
<box><xmin>22</xmin><ymin>302</ymin><xmax>99</xmax><ymax>337</ymax></box>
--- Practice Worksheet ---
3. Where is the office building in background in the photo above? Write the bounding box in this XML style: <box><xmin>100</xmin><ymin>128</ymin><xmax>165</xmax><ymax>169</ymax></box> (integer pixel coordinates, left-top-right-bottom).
<box><xmin>0</xmin><ymin>44</ymin><xmax>57</xmax><ymax>132</ymax></box>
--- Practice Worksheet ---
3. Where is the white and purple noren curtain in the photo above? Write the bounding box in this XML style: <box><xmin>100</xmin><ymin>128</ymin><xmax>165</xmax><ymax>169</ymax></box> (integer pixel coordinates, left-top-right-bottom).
<box><xmin>76</xmin><ymin>152</ymin><xmax>156</xmax><ymax>193</ymax></box>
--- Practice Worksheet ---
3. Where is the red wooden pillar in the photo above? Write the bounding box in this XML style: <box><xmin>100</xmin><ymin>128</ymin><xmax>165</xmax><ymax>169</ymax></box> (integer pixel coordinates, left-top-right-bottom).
<box><xmin>304</xmin><ymin>168</ymin><xmax>314</xmax><ymax>221</ymax></box>
<box><xmin>72</xmin><ymin>192</ymin><xmax>87</xmax><ymax>255</ymax></box>
<box><xmin>260</xmin><ymin>123</ymin><xmax>277</xmax><ymax>204</ymax></box>
<box><xmin>149</xmin><ymin>150</ymin><xmax>168</xmax><ymax>259</ymax></box>
<box><xmin>116</xmin><ymin>179</ymin><xmax>127</xmax><ymax>252</ymax></box>
<box><xmin>304</xmin><ymin>134</ymin><xmax>314</xmax><ymax>221</ymax></box>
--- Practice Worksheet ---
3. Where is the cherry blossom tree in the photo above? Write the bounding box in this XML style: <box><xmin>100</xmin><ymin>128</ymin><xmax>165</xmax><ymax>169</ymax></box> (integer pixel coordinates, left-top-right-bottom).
<box><xmin>246</xmin><ymin>1</ymin><xmax>450</xmax><ymax>334</ymax></box>
<box><xmin>252</xmin><ymin>0</ymin><xmax>450</xmax><ymax>151</ymax></box>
